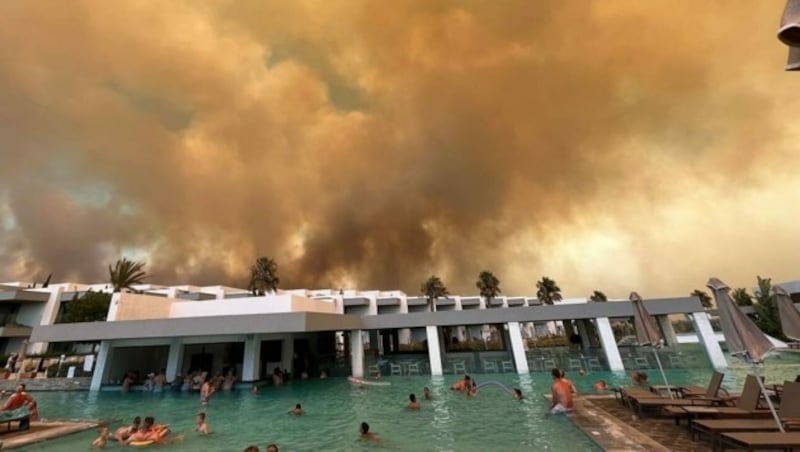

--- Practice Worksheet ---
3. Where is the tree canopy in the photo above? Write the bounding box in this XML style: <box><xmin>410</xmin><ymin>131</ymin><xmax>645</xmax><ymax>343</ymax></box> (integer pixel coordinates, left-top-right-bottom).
<box><xmin>589</xmin><ymin>290</ymin><xmax>608</xmax><ymax>302</ymax></box>
<box><xmin>421</xmin><ymin>275</ymin><xmax>449</xmax><ymax>312</ymax></box>
<box><xmin>108</xmin><ymin>258</ymin><xmax>147</xmax><ymax>292</ymax></box>
<box><xmin>249</xmin><ymin>257</ymin><xmax>279</xmax><ymax>295</ymax></box>
<box><xmin>60</xmin><ymin>290</ymin><xmax>112</xmax><ymax>323</ymax></box>
<box><xmin>753</xmin><ymin>275</ymin><xmax>785</xmax><ymax>340</ymax></box>
<box><xmin>536</xmin><ymin>277</ymin><xmax>562</xmax><ymax>305</ymax></box>
<box><xmin>732</xmin><ymin>288</ymin><xmax>753</xmax><ymax>307</ymax></box>
<box><xmin>690</xmin><ymin>289</ymin><xmax>713</xmax><ymax>309</ymax></box>
<box><xmin>476</xmin><ymin>271</ymin><xmax>501</xmax><ymax>306</ymax></box>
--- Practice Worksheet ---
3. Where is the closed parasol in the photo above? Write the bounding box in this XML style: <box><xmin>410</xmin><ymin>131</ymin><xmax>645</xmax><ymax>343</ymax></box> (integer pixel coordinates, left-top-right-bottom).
<box><xmin>630</xmin><ymin>292</ymin><xmax>672</xmax><ymax>398</ymax></box>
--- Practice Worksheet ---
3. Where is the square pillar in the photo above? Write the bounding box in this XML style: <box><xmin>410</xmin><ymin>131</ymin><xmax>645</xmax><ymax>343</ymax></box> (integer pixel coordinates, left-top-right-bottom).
<box><xmin>426</xmin><ymin>326</ymin><xmax>443</xmax><ymax>376</ymax></box>
<box><xmin>90</xmin><ymin>341</ymin><xmax>112</xmax><ymax>391</ymax></box>
<box><xmin>350</xmin><ymin>330</ymin><xmax>365</xmax><ymax>378</ymax></box>
<box><xmin>576</xmin><ymin>320</ymin><xmax>592</xmax><ymax>351</ymax></box>
<box><xmin>281</xmin><ymin>335</ymin><xmax>294</xmax><ymax>375</ymax></box>
<box><xmin>656</xmin><ymin>315</ymin><xmax>679</xmax><ymax>347</ymax></box>
<box><xmin>165</xmin><ymin>339</ymin><xmax>183</xmax><ymax>382</ymax></box>
<box><xmin>242</xmin><ymin>335</ymin><xmax>261</xmax><ymax>382</ymax></box>
<box><xmin>507</xmin><ymin>322</ymin><xmax>529</xmax><ymax>374</ymax></box>
<box><xmin>690</xmin><ymin>312</ymin><xmax>727</xmax><ymax>369</ymax></box>
<box><xmin>595</xmin><ymin>317</ymin><xmax>624</xmax><ymax>371</ymax></box>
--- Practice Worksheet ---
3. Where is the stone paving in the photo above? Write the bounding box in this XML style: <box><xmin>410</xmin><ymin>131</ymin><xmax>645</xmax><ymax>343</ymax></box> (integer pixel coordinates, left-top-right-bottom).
<box><xmin>582</xmin><ymin>397</ymin><xmax>712</xmax><ymax>452</ymax></box>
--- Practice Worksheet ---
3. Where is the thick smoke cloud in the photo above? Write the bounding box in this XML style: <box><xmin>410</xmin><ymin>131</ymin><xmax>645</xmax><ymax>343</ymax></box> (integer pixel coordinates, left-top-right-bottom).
<box><xmin>1</xmin><ymin>1</ymin><xmax>798</xmax><ymax>298</ymax></box>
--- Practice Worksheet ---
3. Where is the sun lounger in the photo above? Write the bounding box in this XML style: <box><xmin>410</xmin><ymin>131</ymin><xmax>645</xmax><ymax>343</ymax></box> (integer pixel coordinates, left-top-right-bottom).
<box><xmin>0</xmin><ymin>407</ymin><xmax>30</xmax><ymax>432</ymax></box>
<box><xmin>681</xmin><ymin>375</ymin><xmax>770</xmax><ymax>421</ymax></box>
<box><xmin>680</xmin><ymin>371</ymin><xmax>726</xmax><ymax>398</ymax></box>
<box><xmin>719</xmin><ymin>431</ymin><xmax>800</xmax><ymax>451</ymax></box>
<box><xmin>690</xmin><ymin>381</ymin><xmax>800</xmax><ymax>449</ymax></box>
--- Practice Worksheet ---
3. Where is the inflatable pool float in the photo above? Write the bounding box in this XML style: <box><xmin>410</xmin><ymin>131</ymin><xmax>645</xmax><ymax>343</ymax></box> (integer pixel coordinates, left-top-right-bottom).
<box><xmin>348</xmin><ymin>376</ymin><xmax>391</xmax><ymax>387</ymax></box>
<box><xmin>129</xmin><ymin>440</ymin><xmax>155</xmax><ymax>448</ymax></box>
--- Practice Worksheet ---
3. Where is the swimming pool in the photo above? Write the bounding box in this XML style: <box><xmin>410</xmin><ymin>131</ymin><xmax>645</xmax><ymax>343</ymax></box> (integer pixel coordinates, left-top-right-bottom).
<box><xmin>19</xmin><ymin>363</ymin><xmax>800</xmax><ymax>451</ymax></box>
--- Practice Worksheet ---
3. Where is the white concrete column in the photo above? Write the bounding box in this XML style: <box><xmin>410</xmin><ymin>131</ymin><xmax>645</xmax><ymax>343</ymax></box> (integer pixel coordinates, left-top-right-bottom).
<box><xmin>241</xmin><ymin>335</ymin><xmax>261</xmax><ymax>382</ymax></box>
<box><xmin>90</xmin><ymin>341</ymin><xmax>112</xmax><ymax>391</ymax></box>
<box><xmin>281</xmin><ymin>335</ymin><xmax>294</xmax><ymax>374</ymax></box>
<box><xmin>426</xmin><ymin>326</ymin><xmax>443</xmax><ymax>376</ymax></box>
<box><xmin>595</xmin><ymin>317</ymin><xmax>624</xmax><ymax>371</ymax></box>
<box><xmin>350</xmin><ymin>330</ymin><xmax>365</xmax><ymax>378</ymax></box>
<box><xmin>576</xmin><ymin>320</ymin><xmax>592</xmax><ymax>351</ymax></box>
<box><xmin>28</xmin><ymin>286</ymin><xmax>65</xmax><ymax>354</ymax></box>
<box><xmin>656</xmin><ymin>315</ymin><xmax>679</xmax><ymax>347</ymax></box>
<box><xmin>507</xmin><ymin>322</ymin><xmax>529</xmax><ymax>374</ymax></box>
<box><xmin>105</xmin><ymin>292</ymin><xmax>122</xmax><ymax>321</ymax></box>
<box><xmin>165</xmin><ymin>339</ymin><xmax>183</xmax><ymax>382</ymax></box>
<box><xmin>691</xmin><ymin>312</ymin><xmax>727</xmax><ymax>369</ymax></box>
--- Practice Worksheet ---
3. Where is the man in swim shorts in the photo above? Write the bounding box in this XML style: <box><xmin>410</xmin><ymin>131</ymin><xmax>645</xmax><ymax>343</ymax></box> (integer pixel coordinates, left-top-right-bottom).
<box><xmin>549</xmin><ymin>368</ymin><xmax>574</xmax><ymax>415</ymax></box>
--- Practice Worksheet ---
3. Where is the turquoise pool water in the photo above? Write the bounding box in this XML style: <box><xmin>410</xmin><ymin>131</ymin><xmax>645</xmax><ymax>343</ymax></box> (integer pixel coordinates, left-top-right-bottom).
<box><xmin>19</xmin><ymin>363</ymin><xmax>800</xmax><ymax>451</ymax></box>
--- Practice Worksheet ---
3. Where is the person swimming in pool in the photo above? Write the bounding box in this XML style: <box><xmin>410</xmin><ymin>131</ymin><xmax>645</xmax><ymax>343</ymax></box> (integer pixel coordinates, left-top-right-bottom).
<box><xmin>126</xmin><ymin>416</ymin><xmax>170</xmax><ymax>444</ymax></box>
<box><xmin>359</xmin><ymin>422</ymin><xmax>381</xmax><ymax>444</ymax></box>
<box><xmin>549</xmin><ymin>368</ymin><xmax>574</xmax><ymax>415</ymax></box>
<box><xmin>289</xmin><ymin>403</ymin><xmax>304</xmax><ymax>416</ymax></box>
<box><xmin>513</xmin><ymin>388</ymin><xmax>524</xmax><ymax>400</ymax></box>
<box><xmin>594</xmin><ymin>380</ymin><xmax>608</xmax><ymax>392</ymax></box>
<box><xmin>451</xmin><ymin>374</ymin><xmax>471</xmax><ymax>392</ymax></box>
<box><xmin>195</xmin><ymin>412</ymin><xmax>210</xmax><ymax>435</ymax></box>
<box><xmin>423</xmin><ymin>387</ymin><xmax>432</xmax><ymax>400</ymax></box>
<box><xmin>114</xmin><ymin>416</ymin><xmax>141</xmax><ymax>442</ymax></box>
<box><xmin>91</xmin><ymin>426</ymin><xmax>109</xmax><ymax>448</ymax></box>
<box><xmin>407</xmin><ymin>393</ymin><xmax>420</xmax><ymax>410</ymax></box>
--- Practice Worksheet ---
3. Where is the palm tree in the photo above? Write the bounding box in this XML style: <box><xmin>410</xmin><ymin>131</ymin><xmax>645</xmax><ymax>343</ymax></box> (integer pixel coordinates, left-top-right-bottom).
<box><xmin>249</xmin><ymin>257</ymin><xmax>280</xmax><ymax>295</ymax></box>
<box><xmin>421</xmin><ymin>275</ymin><xmax>449</xmax><ymax>313</ymax></box>
<box><xmin>732</xmin><ymin>288</ymin><xmax>753</xmax><ymax>307</ymax></box>
<box><xmin>476</xmin><ymin>271</ymin><xmax>501</xmax><ymax>307</ymax></box>
<box><xmin>690</xmin><ymin>289</ymin><xmax>713</xmax><ymax>309</ymax></box>
<box><xmin>108</xmin><ymin>258</ymin><xmax>147</xmax><ymax>293</ymax></box>
<box><xmin>589</xmin><ymin>290</ymin><xmax>608</xmax><ymax>302</ymax></box>
<box><xmin>536</xmin><ymin>277</ymin><xmax>562</xmax><ymax>305</ymax></box>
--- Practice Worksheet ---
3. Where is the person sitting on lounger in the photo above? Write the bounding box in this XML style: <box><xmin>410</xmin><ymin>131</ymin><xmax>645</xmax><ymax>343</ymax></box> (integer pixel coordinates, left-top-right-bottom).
<box><xmin>2</xmin><ymin>384</ymin><xmax>34</xmax><ymax>413</ymax></box>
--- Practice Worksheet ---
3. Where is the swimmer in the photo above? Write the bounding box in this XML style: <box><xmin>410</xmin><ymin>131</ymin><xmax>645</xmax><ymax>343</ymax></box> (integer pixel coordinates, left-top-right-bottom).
<box><xmin>359</xmin><ymin>422</ymin><xmax>381</xmax><ymax>444</ymax></box>
<box><xmin>114</xmin><ymin>416</ymin><xmax>141</xmax><ymax>442</ymax></box>
<box><xmin>451</xmin><ymin>374</ymin><xmax>471</xmax><ymax>392</ymax></box>
<box><xmin>632</xmin><ymin>371</ymin><xmax>648</xmax><ymax>386</ymax></box>
<box><xmin>513</xmin><ymin>388</ymin><xmax>524</xmax><ymax>400</ymax></box>
<box><xmin>266</xmin><ymin>444</ymin><xmax>279</xmax><ymax>452</ymax></box>
<box><xmin>549</xmin><ymin>368</ymin><xmax>574</xmax><ymax>415</ymax></box>
<box><xmin>423</xmin><ymin>387</ymin><xmax>432</xmax><ymax>400</ymax></box>
<box><xmin>466</xmin><ymin>380</ymin><xmax>478</xmax><ymax>397</ymax></box>
<box><xmin>195</xmin><ymin>412</ymin><xmax>210</xmax><ymax>435</ymax></box>
<box><xmin>200</xmin><ymin>377</ymin><xmax>214</xmax><ymax>405</ymax></box>
<box><xmin>289</xmin><ymin>403</ymin><xmax>304</xmax><ymax>416</ymax></box>
<box><xmin>407</xmin><ymin>393</ymin><xmax>420</xmax><ymax>410</ymax></box>
<box><xmin>594</xmin><ymin>380</ymin><xmax>608</xmax><ymax>392</ymax></box>
<box><xmin>91</xmin><ymin>426</ymin><xmax>109</xmax><ymax>448</ymax></box>
<box><xmin>251</xmin><ymin>385</ymin><xmax>259</xmax><ymax>395</ymax></box>
<box><xmin>243</xmin><ymin>447</ymin><xmax>260</xmax><ymax>452</ymax></box>
<box><xmin>578</xmin><ymin>369</ymin><xmax>586</xmax><ymax>376</ymax></box>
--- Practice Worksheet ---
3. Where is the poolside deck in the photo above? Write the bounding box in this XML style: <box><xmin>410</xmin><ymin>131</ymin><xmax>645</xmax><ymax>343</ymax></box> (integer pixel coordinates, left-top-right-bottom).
<box><xmin>570</xmin><ymin>395</ymin><xmax>711</xmax><ymax>452</ymax></box>
<box><xmin>0</xmin><ymin>420</ymin><xmax>99</xmax><ymax>450</ymax></box>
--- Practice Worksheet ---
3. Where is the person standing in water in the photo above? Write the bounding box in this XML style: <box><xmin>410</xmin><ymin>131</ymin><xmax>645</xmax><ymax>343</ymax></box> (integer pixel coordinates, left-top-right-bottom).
<box><xmin>407</xmin><ymin>394</ymin><xmax>420</xmax><ymax>410</ymax></box>
<box><xmin>549</xmin><ymin>368</ymin><xmax>574</xmax><ymax>414</ymax></box>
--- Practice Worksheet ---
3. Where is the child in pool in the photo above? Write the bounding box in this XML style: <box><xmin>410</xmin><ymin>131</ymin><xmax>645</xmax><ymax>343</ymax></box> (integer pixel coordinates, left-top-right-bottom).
<box><xmin>92</xmin><ymin>426</ymin><xmax>109</xmax><ymax>448</ymax></box>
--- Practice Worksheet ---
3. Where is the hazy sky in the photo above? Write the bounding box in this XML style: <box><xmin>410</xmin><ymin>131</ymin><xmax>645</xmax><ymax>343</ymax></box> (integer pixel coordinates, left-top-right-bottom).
<box><xmin>1</xmin><ymin>1</ymin><xmax>797</xmax><ymax>298</ymax></box>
